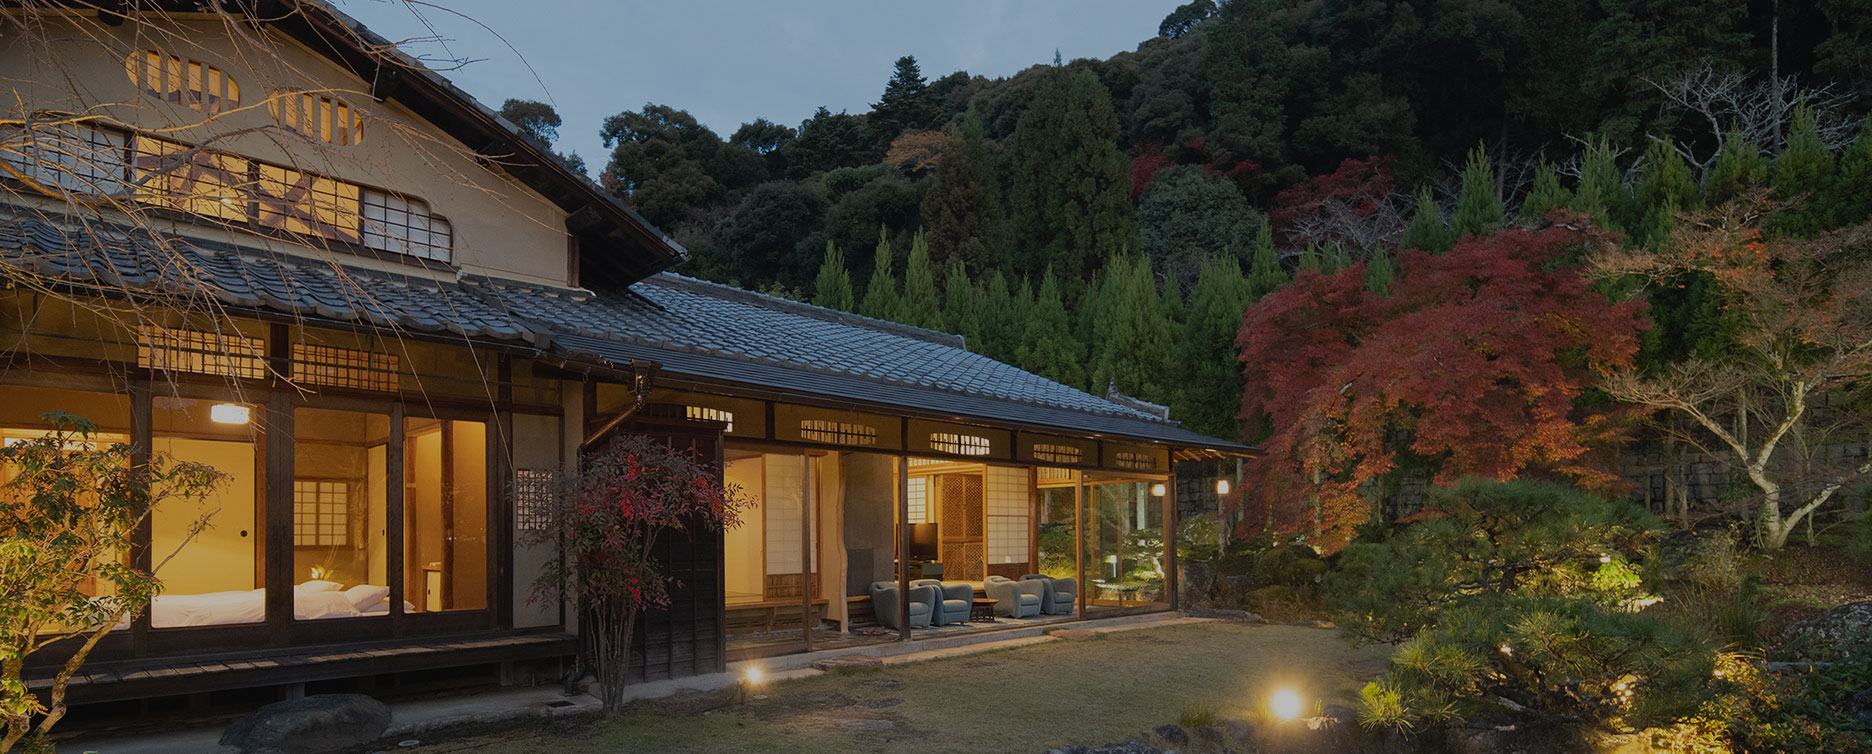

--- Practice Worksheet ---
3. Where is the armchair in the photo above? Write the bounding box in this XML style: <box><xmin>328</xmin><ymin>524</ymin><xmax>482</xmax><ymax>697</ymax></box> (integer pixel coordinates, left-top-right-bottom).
<box><xmin>911</xmin><ymin>578</ymin><xmax>974</xmax><ymax>625</ymax></box>
<box><xmin>984</xmin><ymin>575</ymin><xmax>1043</xmax><ymax>618</ymax></box>
<box><xmin>870</xmin><ymin>581</ymin><xmax>937</xmax><ymax>630</ymax></box>
<box><xmin>1022</xmin><ymin>574</ymin><xmax>1079</xmax><ymax>615</ymax></box>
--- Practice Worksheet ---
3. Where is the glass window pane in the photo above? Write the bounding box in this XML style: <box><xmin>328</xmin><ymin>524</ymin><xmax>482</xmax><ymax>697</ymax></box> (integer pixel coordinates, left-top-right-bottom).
<box><xmin>404</xmin><ymin>417</ymin><xmax>487</xmax><ymax>612</ymax></box>
<box><xmin>151</xmin><ymin>397</ymin><xmax>263</xmax><ymax>628</ymax></box>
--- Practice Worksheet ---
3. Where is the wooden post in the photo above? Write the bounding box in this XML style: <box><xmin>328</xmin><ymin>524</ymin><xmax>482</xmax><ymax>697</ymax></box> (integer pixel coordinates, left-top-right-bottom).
<box><xmin>1165</xmin><ymin>471</ymin><xmax>1179</xmax><ymax>611</ymax></box>
<box><xmin>897</xmin><ymin>455</ymin><xmax>911</xmax><ymax>642</ymax></box>
<box><xmin>264</xmin><ymin>392</ymin><xmax>294</xmax><ymax>646</ymax></box>
<box><xmin>1075</xmin><ymin>471</ymin><xmax>1087</xmax><ymax>622</ymax></box>
<box><xmin>129</xmin><ymin>378</ymin><xmax>151</xmax><ymax>656</ymax></box>
<box><xmin>801</xmin><ymin>451</ymin><xmax>813</xmax><ymax>652</ymax></box>
<box><xmin>388</xmin><ymin>403</ymin><xmax>406</xmax><ymax>634</ymax></box>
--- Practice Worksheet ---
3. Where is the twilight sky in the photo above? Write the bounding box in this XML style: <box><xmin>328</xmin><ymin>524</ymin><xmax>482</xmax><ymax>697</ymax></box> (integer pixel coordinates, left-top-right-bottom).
<box><xmin>340</xmin><ymin>0</ymin><xmax>1181</xmax><ymax>174</ymax></box>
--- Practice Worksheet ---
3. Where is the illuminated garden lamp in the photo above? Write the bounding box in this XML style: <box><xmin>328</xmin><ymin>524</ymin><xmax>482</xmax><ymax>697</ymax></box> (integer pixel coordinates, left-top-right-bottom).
<box><xmin>744</xmin><ymin>666</ymin><xmax>764</xmax><ymax>685</ymax></box>
<box><xmin>1270</xmin><ymin>689</ymin><xmax>1303</xmax><ymax>721</ymax></box>
<box><xmin>1215</xmin><ymin>479</ymin><xmax>1231</xmax><ymax>495</ymax></box>
<box><xmin>210</xmin><ymin>403</ymin><xmax>250</xmax><ymax>425</ymax></box>
<box><xmin>1151</xmin><ymin>483</ymin><xmax>1167</xmax><ymax>497</ymax></box>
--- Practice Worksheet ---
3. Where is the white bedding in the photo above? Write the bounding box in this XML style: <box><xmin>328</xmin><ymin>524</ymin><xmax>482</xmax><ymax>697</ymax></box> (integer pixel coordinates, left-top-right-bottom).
<box><xmin>129</xmin><ymin>584</ymin><xmax>400</xmax><ymax>628</ymax></box>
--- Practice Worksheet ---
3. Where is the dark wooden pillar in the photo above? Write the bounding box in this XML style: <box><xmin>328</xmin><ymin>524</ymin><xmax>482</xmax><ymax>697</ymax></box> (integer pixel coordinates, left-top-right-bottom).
<box><xmin>897</xmin><ymin>455</ymin><xmax>910</xmax><ymax>642</ymax></box>
<box><xmin>387</xmin><ymin>403</ymin><xmax>406</xmax><ymax>634</ymax></box>
<box><xmin>1075</xmin><ymin>472</ymin><xmax>1087</xmax><ymax>622</ymax></box>
<box><xmin>129</xmin><ymin>378</ymin><xmax>152</xmax><ymax>655</ymax></box>
<box><xmin>1165</xmin><ymin>471</ymin><xmax>1179</xmax><ymax>612</ymax></box>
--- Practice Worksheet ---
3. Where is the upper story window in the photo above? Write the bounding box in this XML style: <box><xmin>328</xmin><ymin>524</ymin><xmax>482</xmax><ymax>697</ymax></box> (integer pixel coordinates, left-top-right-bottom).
<box><xmin>124</xmin><ymin>50</ymin><xmax>241</xmax><ymax>113</ymax></box>
<box><xmin>929</xmin><ymin>432</ymin><xmax>991</xmax><ymax>456</ymax></box>
<box><xmin>0</xmin><ymin>122</ymin><xmax>127</xmax><ymax>195</ymax></box>
<box><xmin>270</xmin><ymin>90</ymin><xmax>363</xmax><ymax>146</ymax></box>
<box><xmin>362</xmin><ymin>190</ymin><xmax>452</xmax><ymax>262</ymax></box>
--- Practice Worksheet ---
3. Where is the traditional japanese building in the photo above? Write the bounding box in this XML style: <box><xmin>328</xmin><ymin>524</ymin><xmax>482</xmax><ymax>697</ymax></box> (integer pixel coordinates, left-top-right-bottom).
<box><xmin>0</xmin><ymin>0</ymin><xmax>1248</xmax><ymax>726</ymax></box>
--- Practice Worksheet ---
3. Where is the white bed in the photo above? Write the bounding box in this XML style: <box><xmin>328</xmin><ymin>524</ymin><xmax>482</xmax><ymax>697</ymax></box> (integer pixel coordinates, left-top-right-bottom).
<box><xmin>127</xmin><ymin>581</ymin><xmax>412</xmax><ymax>628</ymax></box>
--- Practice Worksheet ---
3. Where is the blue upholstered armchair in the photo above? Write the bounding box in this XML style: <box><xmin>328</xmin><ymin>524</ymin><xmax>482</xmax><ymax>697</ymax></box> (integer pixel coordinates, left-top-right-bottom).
<box><xmin>911</xmin><ymin>579</ymin><xmax>974</xmax><ymax>625</ymax></box>
<box><xmin>1022</xmin><ymin>574</ymin><xmax>1078</xmax><ymax>615</ymax></box>
<box><xmin>984</xmin><ymin>575</ymin><xmax>1043</xmax><ymax>618</ymax></box>
<box><xmin>870</xmin><ymin>581</ymin><xmax>937</xmax><ymax>629</ymax></box>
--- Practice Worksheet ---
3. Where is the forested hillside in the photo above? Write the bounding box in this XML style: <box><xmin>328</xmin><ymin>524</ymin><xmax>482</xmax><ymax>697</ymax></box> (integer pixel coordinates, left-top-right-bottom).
<box><xmin>503</xmin><ymin>0</ymin><xmax>1872</xmax><ymax>441</ymax></box>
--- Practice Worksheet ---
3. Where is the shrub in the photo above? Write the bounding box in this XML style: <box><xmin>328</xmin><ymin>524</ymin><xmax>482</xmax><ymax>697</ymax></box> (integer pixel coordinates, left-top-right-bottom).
<box><xmin>1654</xmin><ymin>651</ymin><xmax>1872</xmax><ymax>752</ymax></box>
<box><xmin>1178</xmin><ymin>702</ymin><xmax>1218</xmax><ymax>728</ymax></box>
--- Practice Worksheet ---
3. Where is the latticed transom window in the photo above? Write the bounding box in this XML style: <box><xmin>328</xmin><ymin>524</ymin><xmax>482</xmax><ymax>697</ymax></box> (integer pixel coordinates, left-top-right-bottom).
<box><xmin>1114</xmin><ymin>450</ymin><xmax>1157</xmax><ymax>471</ymax></box>
<box><xmin>799</xmin><ymin>419</ymin><xmax>877</xmax><ymax>446</ymax></box>
<box><xmin>0</xmin><ymin>122</ymin><xmax>127</xmax><ymax>195</ymax></box>
<box><xmin>1032</xmin><ymin>443</ymin><xmax>1083</xmax><ymax>465</ymax></box>
<box><xmin>930</xmin><ymin>432</ymin><xmax>991</xmax><ymax>456</ymax></box>
<box><xmin>293</xmin><ymin>480</ymin><xmax>348</xmax><ymax>547</ymax></box>
<box><xmin>1038</xmin><ymin>467</ymin><xmax>1074</xmax><ymax>483</ymax></box>
<box><xmin>514</xmin><ymin>469</ymin><xmax>556</xmax><ymax>532</ymax></box>
<box><xmin>291</xmin><ymin>343</ymin><xmax>399</xmax><ymax>391</ymax></box>
<box><xmin>138</xmin><ymin>325</ymin><xmax>266</xmax><ymax>379</ymax></box>
<box><xmin>362</xmin><ymin>190</ymin><xmax>452</xmax><ymax>262</ymax></box>
<box><xmin>270</xmin><ymin>90</ymin><xmax>364</xmax><ymax>146</ymax></box>
<box><xmin>124</xmin><ymin>50</ymin><xmax>241</xmax><ymax>113</ymax></box>
<box><xmin>684</xmin><ymin>406</ymin><xmax>734</xmax><ymax>432</ymax></box>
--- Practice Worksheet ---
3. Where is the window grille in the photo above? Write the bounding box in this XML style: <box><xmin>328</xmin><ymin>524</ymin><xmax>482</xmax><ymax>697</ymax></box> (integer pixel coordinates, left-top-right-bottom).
<box><xmin>985</xmin><ymin>466</ymin><xmax>1030</xmax><ymax>565</ymax></box>
<box><xmin>1037</xmin><ymin>467</ymin><xmax>1074</xmax><ymax>483</ymax></box>
<box><xmin>293</xmin><ymin>480</ymin><xmax>348</xmax><ymax>546</ymax></box>
<box><xmin>1031</xmin><ymin>443</ymin><xmax>1083</xmax><ymax>465</ymax></box>
<box><xmin>684</xmin><ymin>406</ymin><xmax>734</xmax><ymax>432</ymax></box>
<box><xmin>270</xmin><ymin>90</ymin><xmax>363</xmax><ymax>145</ymax></box>
<box><xmin>124</xmin><ymin>50</ymin><xmax>240</xmax><ymax>113</ymax></box>
<box><xmin>930</xmin><ymin>432</ymin><xmax>991</xmax><ymax>456</ymax></box>
<box><xmin>798</xmin><ymin>419</ymin><xmax>877</xmax><ymax>446</ymax></box>
<box><xmin>138</xmin><ymin>325</ymin><xmax>266</xmax><ymax>379</ymax></box>
<box><xmin>1114</xmin><ymin>450</ymin><xmax>1157</xmax><ymax>471</ymax></box>
<box><xmin>256</xmin><ymin>163</ymin><xmax>362</xmax><ymax>243</ymax></box>
<box><xmin>0</xmin><ymin>122</ymin><xmax>127</xmax><ymax>195</ymax></box>
<box><xmin>132</xmin><ymin>136</ymin><xmax>249</xmax><ymax>221</ymax></box>
<box><xmin>906</xmin><ymin>476</ymin><xmax>927</xmax><ymax>524</ymax></box>
<box><xmin>291</xmin><ymin>343</ymin><xmax>399</xmax><ymax>391</ymax></box>
<box><xmin>362</xmin><ymin>189</ymin><xmax>452</xmax><ymax>262</ymax></box>
<box><xmin>514</xmin><ymin>468</ymin><xmax>556</xmax><ymax>532</ymax></box>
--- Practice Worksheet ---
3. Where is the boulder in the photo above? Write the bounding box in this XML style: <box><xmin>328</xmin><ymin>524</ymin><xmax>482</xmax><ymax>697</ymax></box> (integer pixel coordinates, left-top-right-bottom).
<box><xmin>1780</xmin><ymin>600</ymin><xmax>1872</xmax><ymax>660</ymax></box>
<box><xmin>1851</xmin><ymin>687</ymin><xmax>1872</xmax><ymax>732</ymax></box>
<box><xmin>1150</xmin><ymin>723</ymin><xmax>1188</xmax><ymax>744</ymax></box>
<box><xmin>220</xmin><ymin>693</ymin><xmax>391</xmax><ymax>753</ymax></box>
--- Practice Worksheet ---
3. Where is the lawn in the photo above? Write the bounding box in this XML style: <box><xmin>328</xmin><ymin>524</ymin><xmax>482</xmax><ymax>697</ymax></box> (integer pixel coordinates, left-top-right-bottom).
<box><xmin>412</xmin><ymin>622</ymin><xmax>1391</xmax><ymax>753</ymax></box>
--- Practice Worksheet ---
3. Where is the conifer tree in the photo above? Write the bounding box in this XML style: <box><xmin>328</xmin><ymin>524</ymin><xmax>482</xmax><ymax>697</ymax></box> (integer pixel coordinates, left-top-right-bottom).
<box><xmin>1400</xmin><ymin>186</ymin><xmax>1452</xmax><ymax>253</ymax></box>
<box><xmin>871</xmin><ymin>55</ymin><xmax>938</xmax><ymax>144</ymax></box>
<box><xmin>1245</xmin><ymin>218</ymin><xmax>1289</xmax><ymax>299</ymax></box>
<box><xmin>1704</xmin><ymin>128</ymin><xmax>1768</xmax><ymax>206</ymax></box>
<box><xmin>942</xmin><ymin>258</ymin><xmax>983</xmax><ymax>346</ymax></box>
<box><xmin>1520</xmin><ymin>156</ymin><xmax>1570</xmax><ymax>224</ymax></box>
<box><xmin>811</xmin><ymin>241</ymin><xmax>855</xmax><ymax>312</ymax></box>
<box><xmin>1449</xmin><ymin>143</ymin><xmax>1503</xmax><ymax>238</ymax></box>
<box><xmin>1571</xmin><ymin>137</ymin><xmax>1630</xmax><ymax>231</ymax></box>
<box><xmin>1365</xmin><ymin>249</ymin><xmax>1397</xmax><ymax>295</ymax></box>
<box><xmin>1160</xmin><ymin>271</ymin><xmax>1185</xmax><ymax>327</ymax></box>
<box><xmin>1176</xmin><ymin>256</ymin><xmax>1254</xmax><ymax>438</ymax></box>
<box><xmin>922</xmin><ymin>105</ymin><xmax>1007</xmax><ymax>274</ymax></box>
<box><xmin>1008</xmin><ymin>67</ymin><xmax>1136</xmax><ymax>291</ymax></box>
<box><xmin>1296</xmin><ymin>243</ymin><xmax>1322</xmax><ymax>272</ymax></box>
<box><xmin>1825</xmin><ymin>115</ymin><xmax>1872</xmax><ymax>227</ymax></box>
<box><xmin>1088</xmin><ymin>257</ymin><xmax>1174</xmax><ymax>403</ymax></box>
<box><xmin>1016</xmin><ymin>269</ymin><xmax>1086</xmax><ymax>388</ymax></box>
<box><xmin>977</xmin><ymin>270</ymin><xmax>1020</xmax><ymax>361</ymax></box>
<box><xmin>1326</xmin><ymin>242</ymin><xmax>1353</xmax><ymax>274</ymax></box>
<box><xmin>1636</xmin><ymin>140</ymin><xmax>1699</xmax><ymax>246</ymax></box>
<box><xmin>1772</xmin><ymin>104</ymin><xmax>1837</xmax><ymax>236</ymax></box>
<box><xmin>859</xmin><ymin>226</ymin><xmax>901</xmax><ymax>321</ymax></box>
<box><xmin>899</xmin><ymin>230</ymin><xmax>945</xmax><ymax>330</ymax></box>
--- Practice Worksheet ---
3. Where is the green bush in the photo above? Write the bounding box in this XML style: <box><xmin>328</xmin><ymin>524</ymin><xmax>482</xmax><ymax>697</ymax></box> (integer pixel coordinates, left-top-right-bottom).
<box><xmin>1654</xmin><ymin>650</ymin><xmax>1872</xmax><ymax>752</ymax></box>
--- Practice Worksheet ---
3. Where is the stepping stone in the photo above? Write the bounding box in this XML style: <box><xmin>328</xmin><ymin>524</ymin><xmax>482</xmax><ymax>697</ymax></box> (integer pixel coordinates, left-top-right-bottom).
<box><xmin>812</xmin><ymin>654</ymin><xmax>883</xmax><ymax>671</ymax></box>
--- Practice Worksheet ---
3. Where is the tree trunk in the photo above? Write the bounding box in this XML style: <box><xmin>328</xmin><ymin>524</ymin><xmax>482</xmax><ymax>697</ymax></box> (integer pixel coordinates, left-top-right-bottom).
<box><xmin>592</xmin><ymin>601</ymin><xmax>638</xmax><ymax>715</ymax></box>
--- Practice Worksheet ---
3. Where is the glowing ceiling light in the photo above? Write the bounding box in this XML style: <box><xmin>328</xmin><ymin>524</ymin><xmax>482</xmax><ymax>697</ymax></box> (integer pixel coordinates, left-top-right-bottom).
<box><xmin>1270</xmin><ymin>689</ymin><xmax>1302</xmax><ymax>720</ymax></box>
<box><xmin>210</xmin><ymin>403</ymin><xmax>250</xmax><ymax>425</ymax></box>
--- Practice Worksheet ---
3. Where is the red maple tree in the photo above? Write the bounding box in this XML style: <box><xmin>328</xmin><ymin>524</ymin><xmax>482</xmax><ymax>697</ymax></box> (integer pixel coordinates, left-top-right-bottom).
<box><xmin>1236</xmin><ymin>217</ymin><xmax>1647</xmax><ymax>550</ymax></box>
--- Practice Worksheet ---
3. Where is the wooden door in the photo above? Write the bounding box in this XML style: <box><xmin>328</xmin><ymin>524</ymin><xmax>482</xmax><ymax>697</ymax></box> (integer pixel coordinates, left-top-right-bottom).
<box><xmin>938</xmin><ymin>474</ymin><xmax>985</xmax><ymax>580</ymax></box>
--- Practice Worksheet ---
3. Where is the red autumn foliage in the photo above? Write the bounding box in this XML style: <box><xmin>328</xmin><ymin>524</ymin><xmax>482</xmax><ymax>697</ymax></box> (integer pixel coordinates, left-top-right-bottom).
<box><xmin>1235</xmin><ymin>218</ymin><xmax>1647</xmax><ymax>550</ymax></box>
<box><xmin>1130</xmin><ymin>143</ymin><xmax>1174</xmax><ymax>199</ymax></box>
<box><xmin>1269</xmin><ymin>155</ymin><xmax>1396</xmax><ymax>245</ymax></box>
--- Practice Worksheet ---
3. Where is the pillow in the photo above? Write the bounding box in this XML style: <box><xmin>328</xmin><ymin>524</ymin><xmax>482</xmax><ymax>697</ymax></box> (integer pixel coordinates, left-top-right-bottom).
<box><xmin>293</xmin><ymin>590</ymin><xmax>361</xmax><ymax>620</ymax></box>
<box><xmin>294</xmin><ymin>579</ymin><xmax>343</xmax><ymax>597</ymax></box>
<box><xmin>344</xmin><ymin>584</ymin><xmax>390</xmax><ymax>611</ymax></box>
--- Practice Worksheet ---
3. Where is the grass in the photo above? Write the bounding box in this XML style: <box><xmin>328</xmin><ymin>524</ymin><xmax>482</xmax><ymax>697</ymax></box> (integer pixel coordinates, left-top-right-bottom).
<box><xmin>410</xmin><ymin>622</ymin><xmax>1390</xmax><ymax>754</ymax></box>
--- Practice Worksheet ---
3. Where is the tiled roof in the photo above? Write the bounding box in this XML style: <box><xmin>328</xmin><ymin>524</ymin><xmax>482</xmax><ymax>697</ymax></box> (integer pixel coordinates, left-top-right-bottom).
<box><xmin>0</xmin><ymin>212</ymin><xmax>536</xmax><ymax>343</ymax></box>
<box><xmin>481</xmin><ymin>273</ymin><xmax>1250</xmax><ymax>449</ymax></box>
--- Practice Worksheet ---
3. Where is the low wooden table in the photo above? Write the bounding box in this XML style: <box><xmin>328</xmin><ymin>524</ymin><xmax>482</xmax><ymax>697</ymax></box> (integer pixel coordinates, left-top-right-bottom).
<box><xmin>970</xmin><ymin>598</ymin><xmax>999</xmax><ymax>622</ymax></box>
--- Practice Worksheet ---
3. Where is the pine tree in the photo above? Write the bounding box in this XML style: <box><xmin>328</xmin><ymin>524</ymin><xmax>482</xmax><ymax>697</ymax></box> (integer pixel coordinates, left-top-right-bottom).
<box><xmin>977</xmin><ymin>270</ymin><xmax>1020</xmax><ymax>361</ymax></box>
<box><xmin>1571</xmin><ymin>137</ymin><xmax>1630</xmax><ymax>232</ymax></box>
<box><xmin>1825</xmin><ymin>115</ymin><xmax>1872</xmax><ymax>227</ymax></box>
<box><xmin>1160</xmin><ymin>272</ymin><xmax>1185</xmax><ymax>328</ymax></box>
<box><xmin>1008</xmin><ymin>67</ymin><xmax>1136</xmax><ymax>291</ymax></box>
<box><xmin>1245</xmin><ymin>218</ymin><xmax>1289</xmax><ymax>299</ymax></box>
<box><xmin>1449</xmin><ymin>143</ymin><xmax>1504</xmax><ymax>238</ymax></box>
<box><xmin>942</xmin><ymin>258</ymin><xmax>982</xmax><ymax>345</ymax></box>
<box><xmin>1365</xmin><ymin>249</ymin><xmax>1397</xmax><ymax>295</ymax></box>
<box><xmin>1400</xmin><ymin>186</ymin><xmax>1452</xmax><ymax>253</ymax></box>
<box><xmin>1296</xmin><ymin>243</ymin><xmax>1322</xmax><ymax>272</ymax></box>
<box><xmin>1704</xmin><ymin>128</ymin><xmax>1768</xmax><ymax>206</ymax></box>
<box><xmin>871</xmin><ymin>55</ymin><xmax>938</xmax><ymax>144</ymax></box>
<box><xmin>1520</xmin><ymin>156</ymin><xmax>1570</xmax><ymax>224</ymax></box>
<box><xmin>1016</xmin><ymin>269</ymin><xmax>1086</xmax><ymax>388</ymax></box>
<box><xmin>859</xmin><ymin>226</ymin><xmax>901</xmax><ymax>321</ymax></box>
<box><xmin>1088</xmin><ymin>257</ymin><xmax>1174</xmax><ymax>403</ymax></box>
<box><xmin>1771</xmin><ymin>103</ymin><xmax>1837</xmax><ymax>237</ymax></box>
<box><xmin>1175</xmin><ymin>255</ymin><xmax>1253</xmax><ymax>439</ymax></box>
<box><xmin>1636</xmin><ymin>140</ymin><xmax>1699</xmax><ymax>246</ymax></box>
<box><xmin>1326</xmin><ymin>242</ymin><xmax>1353</xmax><ymax>274</ymax></box>
<box><xmin>811</xmin><ymin>241</ymin><xmax>855</xmax><ymax>312</ymax></box>
<box><xmin>898</xmin><ymin>230</ymin><xmax>945</xmax><ymax>330</ymax></box>
<box><xmin>921</xmin><ymin>105</ymin><xmax>1009</xmax><ymax>274</ymax></box>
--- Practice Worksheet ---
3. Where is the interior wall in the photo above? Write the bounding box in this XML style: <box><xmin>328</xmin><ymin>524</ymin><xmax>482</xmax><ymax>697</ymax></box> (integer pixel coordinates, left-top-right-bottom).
<box><xmin>450</xmin><ymin>420</ymin><xmax>488</xmax><ymax>610</ymax></box>
<box><xmin>408</xmin><ymin>426</ymin><xmax>443</xmax><ymax>610</ymax></box>
<box><xmin>367</xmin><ymin>444</ymin><xmax>388</xmax><ymax>586</ymax></box>
<box><xmin>722</xmin><ymin>455</ymin><xmax>765</xmax><ymax>603</ymax></box>
<box><xmin>842</xmin><ymin>453</ymin><xmax>896</xmax><ymax>598</ymax></box>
